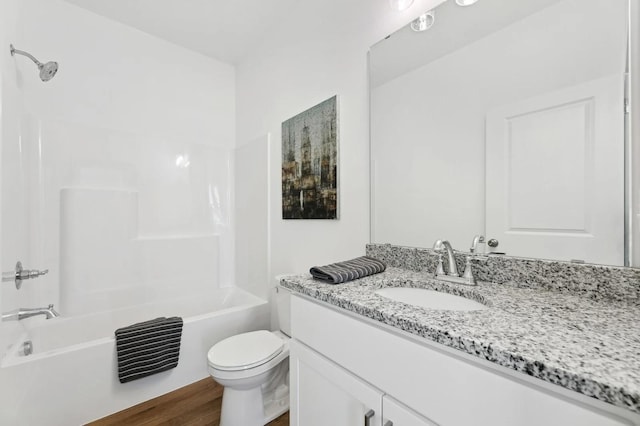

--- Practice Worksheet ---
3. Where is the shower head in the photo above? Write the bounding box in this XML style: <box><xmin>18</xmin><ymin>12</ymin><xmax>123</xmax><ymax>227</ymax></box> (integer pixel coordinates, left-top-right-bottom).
<box><xmin>38</xmin><ymin>61</ymin><xmax>58</xmax><ymax>82</ymax></box>
<box><xmin>10</xmin><ymin>44</ymin><xmax>58</xmax><ymax>82</ymax></box>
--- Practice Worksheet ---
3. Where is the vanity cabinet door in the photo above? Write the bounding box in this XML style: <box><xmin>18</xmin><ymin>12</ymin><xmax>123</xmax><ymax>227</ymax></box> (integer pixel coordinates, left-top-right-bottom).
<box><xmin>383</xmin><ymin>395</ymin><xmax>437</xmax><ymax>426</ymax></box>
<box><xmin>290</xmin><ymin>339</ymin><xmax>384</xmax><ymax>426</ymax></box>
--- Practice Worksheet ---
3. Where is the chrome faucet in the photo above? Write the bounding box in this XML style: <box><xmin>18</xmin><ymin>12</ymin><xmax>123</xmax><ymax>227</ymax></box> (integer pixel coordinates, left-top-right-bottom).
<box><xmin>433</xmin><ymin>240</ymin><xmax>459</xmax><ymax>276</ymax></box>
<box><xmin>470</xmin><ymin>235</ymin><xmax>485</xmax><ymax>253</ymax></box>
<box><xmin>432</xmin><ymin>239</ymin><xmax>477</xmax><ymax>286</ymax></box>
<box><xmin>1</xmin><ymin>304</ymin><xmax>60</xmax><ymax>322</ymax></box>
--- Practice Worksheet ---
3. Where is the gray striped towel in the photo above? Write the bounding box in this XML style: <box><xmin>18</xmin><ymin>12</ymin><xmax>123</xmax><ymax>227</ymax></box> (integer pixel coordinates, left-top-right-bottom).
<box><xmin>310</xmin><ymin>256</ymin><xmax>386</xmax><ymax>284</ymax></box>
<box><xmin>115</xmin><ymin>316</ymin><xmax>183</xmax><ymax>383</ymax></box>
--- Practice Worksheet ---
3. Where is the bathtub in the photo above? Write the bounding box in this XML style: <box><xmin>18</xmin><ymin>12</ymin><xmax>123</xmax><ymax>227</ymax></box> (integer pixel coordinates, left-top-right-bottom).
<box><xmin>0</xmin><ymin>287</ymin><xmax>270</xmax><ymax>425</ymax></box>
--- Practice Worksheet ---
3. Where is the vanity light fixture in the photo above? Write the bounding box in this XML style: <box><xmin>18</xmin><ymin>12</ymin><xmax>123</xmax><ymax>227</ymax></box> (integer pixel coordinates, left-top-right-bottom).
<box><xmin>455</xmin><ymin>0</ymin><xmax>479</xmax><ymax>6</ymax></box>
<box><xmin>389</xmin><ymin>0</ymin><xmax>414</xmax><ymax>11</ymax></box>
<box><xmin>410</xmin><ymin>10</ymin><xmax>435</xmax><ymax>32</ymax></box>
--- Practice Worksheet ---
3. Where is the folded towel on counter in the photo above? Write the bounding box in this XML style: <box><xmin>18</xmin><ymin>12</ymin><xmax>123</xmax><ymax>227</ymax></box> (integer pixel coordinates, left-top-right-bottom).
<box><xmin>115</xmin><ymin>316</ymin><xmax>183</xmax><ymax>383</ymax></box>
<box><xmin>310</xmin><ymin>256</ymin><xmax>387</xmax><ymax>284</ymax></box>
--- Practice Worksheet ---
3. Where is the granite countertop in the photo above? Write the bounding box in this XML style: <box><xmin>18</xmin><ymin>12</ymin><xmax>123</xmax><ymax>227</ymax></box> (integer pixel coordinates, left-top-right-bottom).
<box><xmin>280</xmin><ymin>267</ymin><xmax>640</xmax><ymax>415</ymax></box>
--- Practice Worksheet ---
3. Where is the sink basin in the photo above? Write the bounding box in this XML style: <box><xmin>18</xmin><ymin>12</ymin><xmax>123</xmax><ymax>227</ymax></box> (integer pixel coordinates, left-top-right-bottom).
<box><xmin>375</xmin><ymin>287</ymin><xmax>488</xmax><ymax>311</ymax></box>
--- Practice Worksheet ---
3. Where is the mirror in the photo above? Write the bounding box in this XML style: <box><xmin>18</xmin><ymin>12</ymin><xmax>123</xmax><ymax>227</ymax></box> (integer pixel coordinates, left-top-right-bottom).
<box><xmin>370</xmin><ymin>0</ymin><xmax>631</xmax><ymax>266</ymax></box>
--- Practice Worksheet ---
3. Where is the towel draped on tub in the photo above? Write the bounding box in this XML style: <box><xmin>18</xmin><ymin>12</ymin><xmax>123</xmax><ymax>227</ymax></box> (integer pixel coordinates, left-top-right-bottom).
<box><xmin>115</xmin><ymin>316</ymin><xmax>183</xmax><ymax>383</ymax></box>
<box><xmin>310</xmin><ymin>256</ymin><xmax>387</xmax><ymax>284</ymax></box>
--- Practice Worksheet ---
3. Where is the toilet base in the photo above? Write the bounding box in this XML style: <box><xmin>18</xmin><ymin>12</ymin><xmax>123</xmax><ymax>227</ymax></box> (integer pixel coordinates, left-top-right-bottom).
<box><xmin>264</xmin><ymin>400</ymin><xmax>289</xmax><ymax>424</ymax></box>
<box><xmin>220</xmin><ymin>386</ymin><xmax>263</xmax><ymax>426</ymax></box>
<box><xmin>219</xmin><ymin>386</ymin><xmax>289</xmax><ymax>426</ymax></box>
<box><xmin>263</xmin><ymin>383</ymin><xmax>290</xmax><ymax>424</ymax></box>
<box><xmin>218</xmin><ymin>364</ymin><xmax>290</xmax><ymax>426</ymax></box>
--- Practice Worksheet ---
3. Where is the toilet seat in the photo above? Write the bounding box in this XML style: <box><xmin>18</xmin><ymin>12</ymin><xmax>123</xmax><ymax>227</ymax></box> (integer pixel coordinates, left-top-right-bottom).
<box><xmin>208</xmin><ymin>330</ymin><xmax>284</xmax><ymax>371</ymax></box>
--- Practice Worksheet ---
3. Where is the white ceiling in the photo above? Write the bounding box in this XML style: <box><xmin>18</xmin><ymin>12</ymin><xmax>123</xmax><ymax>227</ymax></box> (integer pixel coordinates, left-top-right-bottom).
<box><xmin>370</xmin><ymin>0</ymin><xmax>563</xmax><ymax>87</ymax></box>
<box><xmin>62</xmin><ymin>0</ymin><xmax>296</xmax><ymax>64</ymax></box>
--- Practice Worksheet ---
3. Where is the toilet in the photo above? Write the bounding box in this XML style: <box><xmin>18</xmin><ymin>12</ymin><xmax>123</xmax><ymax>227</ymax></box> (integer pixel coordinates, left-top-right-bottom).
<box><xmin>207</xmin><ymin>285</ymin><xmax>291</xmax><ymax>426</ymax></box>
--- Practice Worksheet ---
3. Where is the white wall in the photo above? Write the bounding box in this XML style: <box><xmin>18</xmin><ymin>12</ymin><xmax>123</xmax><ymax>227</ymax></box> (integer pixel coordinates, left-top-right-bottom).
<box><xmin>371</xmin><ymin>0</ymin><xmax>627</xmax><ymax>251</ymax></box>
<box><xmin>0</xmin><ymin>0</ymin><xmax>235</xmax><ymax>326</ymax></box>
<box><xmin>235</xmin><ymin>135</ymin><xmax>270</xmax><ymax>299</ymax></box>
<box><xmin>236</xmin><ymin>0</ymin><xmax>445</xmax><ymax>308</ymax></box>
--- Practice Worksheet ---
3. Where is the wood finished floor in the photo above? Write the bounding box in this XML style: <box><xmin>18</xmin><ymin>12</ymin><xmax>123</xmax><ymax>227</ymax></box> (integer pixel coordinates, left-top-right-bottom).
<box><xmin>86</xmin><ymin>378</ymin><xmax>289</xmax><ymax>426</ymax></box>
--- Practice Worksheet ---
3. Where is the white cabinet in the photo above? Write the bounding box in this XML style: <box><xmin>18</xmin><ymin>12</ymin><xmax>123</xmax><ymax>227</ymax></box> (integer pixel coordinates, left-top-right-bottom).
<box><xmin>290</xmin><ymin>294</ymin><xmax>640</xmax><ymax>426</ymax></box>
<box><xmin>290</xmin><ymin>339</ymin><xmax>436</xmax><ymax>426</ymax></box>
<box><xmin>290</xmin><ymin>339</ymin><xmax>383</xmax><ymax>426</ymax></box>
<box><xmin>383</xmin><ymin>396</ymin><xmax>436</xmax><ymax>426</ymax></box>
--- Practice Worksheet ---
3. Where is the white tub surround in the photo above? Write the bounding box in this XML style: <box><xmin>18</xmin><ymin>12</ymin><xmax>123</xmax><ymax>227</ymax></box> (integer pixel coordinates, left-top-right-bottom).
<box><xmin>1</xmin><ymin>0</ymin><xmax>236</xmax><ymax>325</ymax></box>
<box><xmin>0</xmin><ymin>3</ymin><xmax>240</xmax><ymax>424</ymax></box>
<box><xmin>0</xmin><ymin>288</ymin><xmax>269</xmax><ymax>425</ymax></box>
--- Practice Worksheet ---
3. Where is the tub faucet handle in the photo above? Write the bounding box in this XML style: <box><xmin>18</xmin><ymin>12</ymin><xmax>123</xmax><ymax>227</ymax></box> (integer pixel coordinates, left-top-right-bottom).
<box><xmin>20</xmin><ymin>268</ymin><xmax>49</xmax><ymax>280</ymax></box>
<box><xmin>2</xmin><ymin>261</ymin><xmax>49</xmax><ymax>289</ymax></box>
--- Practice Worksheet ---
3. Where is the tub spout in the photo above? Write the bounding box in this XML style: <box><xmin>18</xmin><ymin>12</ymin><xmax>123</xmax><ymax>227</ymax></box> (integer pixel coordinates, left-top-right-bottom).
<box><xmin>1</xmin><ymin>304</ymin><xmax>60</xmax><ymax>321</ymax></box>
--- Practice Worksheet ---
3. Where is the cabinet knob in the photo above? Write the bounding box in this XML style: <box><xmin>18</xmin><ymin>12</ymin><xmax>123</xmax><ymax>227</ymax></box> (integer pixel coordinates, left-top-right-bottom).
<box><xmin>383</xmin><ymin>421</ymin><xmax>394</xmax><ymax>426</ymax></box>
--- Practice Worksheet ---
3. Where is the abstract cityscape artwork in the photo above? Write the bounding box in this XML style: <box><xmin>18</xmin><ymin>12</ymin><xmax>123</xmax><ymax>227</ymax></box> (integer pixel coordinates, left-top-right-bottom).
<box><xmin>282</xmin><ymin>95</ymin><xmax>338</xmax><ymax>219</ymax></box>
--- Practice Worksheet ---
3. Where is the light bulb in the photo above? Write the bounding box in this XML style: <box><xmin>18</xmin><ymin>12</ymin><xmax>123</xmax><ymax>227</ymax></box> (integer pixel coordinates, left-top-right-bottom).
<box><xmin>455</xmin><ymin>0</ymin><xmax>479</xmax><ymax>6</ymax></box>
<box><xmin>389</xmin><ymin>0</ymin><xmax>415</xmax><ymax>11</ymax></box>
<box><xmin>410</xmin><ymin>11</ymin><xmax>435</xmax><ymax>32</ymax></box>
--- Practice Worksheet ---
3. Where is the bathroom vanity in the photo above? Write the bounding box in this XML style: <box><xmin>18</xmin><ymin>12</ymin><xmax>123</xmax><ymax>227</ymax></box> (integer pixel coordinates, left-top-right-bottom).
<box><xmin>281</xmin><ymin>246</ymin><xmax>640</xmax><ymax>426</ymax></box>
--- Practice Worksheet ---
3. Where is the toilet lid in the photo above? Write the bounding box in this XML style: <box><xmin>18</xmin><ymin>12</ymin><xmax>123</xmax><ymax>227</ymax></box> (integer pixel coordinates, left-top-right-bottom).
<box><xmin>207</xmin><ymin>330</ymin><xmax>284</xmax><ymax>371</ymax></box>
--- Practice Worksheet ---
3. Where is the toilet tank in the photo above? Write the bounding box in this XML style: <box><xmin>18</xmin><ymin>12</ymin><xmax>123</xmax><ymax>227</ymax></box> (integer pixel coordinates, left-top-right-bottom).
<box><xmin>275</xmin><ymin>284</ymin><xmax>292</xmax><ymax>337</ymax></box>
